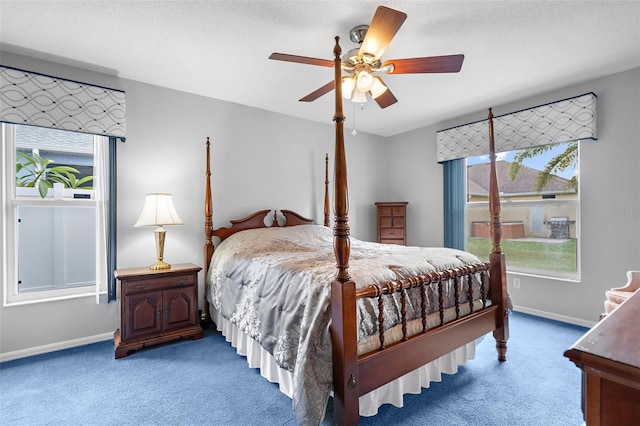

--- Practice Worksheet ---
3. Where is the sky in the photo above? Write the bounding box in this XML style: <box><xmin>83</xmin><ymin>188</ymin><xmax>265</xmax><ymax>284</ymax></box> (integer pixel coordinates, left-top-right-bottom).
<box><xmin>467</xmin><ymin>142</ymin><xmax>578</xmax><ymax>179</ymax></box>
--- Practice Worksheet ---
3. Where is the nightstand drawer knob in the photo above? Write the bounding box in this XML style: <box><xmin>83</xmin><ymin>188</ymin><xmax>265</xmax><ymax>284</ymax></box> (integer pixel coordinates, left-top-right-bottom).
<box><xmin>135</xmin><ymin>283</ymin><xmax>147</xmax><ymax>290</ymax></box>
<box><xmin>178</xmin><ymin>280</ymin><xmax>189</xmax><ymax>286</ymax></box>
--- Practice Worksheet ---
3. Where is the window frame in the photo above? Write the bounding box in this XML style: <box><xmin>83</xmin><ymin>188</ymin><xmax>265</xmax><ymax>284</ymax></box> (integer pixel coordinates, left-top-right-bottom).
<box><xmin>1</xmin><ymin>123</ymin><xmax>107</xmax><ymax>306</ymax></box>
<box><xmin>457</xmin><ymin>142</ymin><xmax>582</xmax><ymax>282</ymax></box>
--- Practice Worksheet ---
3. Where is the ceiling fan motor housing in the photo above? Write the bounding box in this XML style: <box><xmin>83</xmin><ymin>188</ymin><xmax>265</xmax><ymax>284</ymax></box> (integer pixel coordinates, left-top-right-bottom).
<box><xmin>348</xmin><ymin>24</ymin><xmax>369</xmax><ymax>44</ymax></box>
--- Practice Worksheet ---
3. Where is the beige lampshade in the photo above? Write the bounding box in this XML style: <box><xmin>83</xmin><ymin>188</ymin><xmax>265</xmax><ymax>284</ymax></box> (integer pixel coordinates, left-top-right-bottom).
<box><xmin>134</xmin><ymin>193</ymin><xmax>183</xmax><ymax>227</ymax></box>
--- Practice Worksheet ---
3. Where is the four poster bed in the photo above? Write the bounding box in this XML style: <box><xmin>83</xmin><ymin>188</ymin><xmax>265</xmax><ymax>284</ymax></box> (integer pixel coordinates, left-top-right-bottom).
<box><xmin>202</xmin><ymin>38</ymin><xmax>509</xmax><ymax>425</ymax></box>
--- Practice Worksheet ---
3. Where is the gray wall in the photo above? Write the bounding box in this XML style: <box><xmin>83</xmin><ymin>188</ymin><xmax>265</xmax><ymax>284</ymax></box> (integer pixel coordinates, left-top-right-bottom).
<box><xmin>1</xmin><ymin>48</ymin><xmax>638</xmax><ymax>359</ymax></box>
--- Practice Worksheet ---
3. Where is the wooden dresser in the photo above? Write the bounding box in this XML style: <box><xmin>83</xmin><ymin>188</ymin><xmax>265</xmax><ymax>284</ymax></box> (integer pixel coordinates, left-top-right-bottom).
<box><xmin>114</xmin><ymin>263</ymin><xmax>203</xmax><ymax>358</ymax></box>
<box><xmin>564</xmin><ymin>289</ymin><xmax>640</xmax><ymax>425</ymax></box>
<box><xmin>375</xmin><ymin>202</ymin><xmax>408</xmax><ymax>245</ymax></box>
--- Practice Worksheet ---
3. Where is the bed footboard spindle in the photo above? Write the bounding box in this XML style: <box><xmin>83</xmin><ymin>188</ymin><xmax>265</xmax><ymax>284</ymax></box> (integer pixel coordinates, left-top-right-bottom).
<box><xmin>467</xmin><ymin>266</ymin><xmax>475</xmax><ymax>314</ymax></box>
<box><xmin>377</xmin><ymin>288</ymin><xmax>386</xmax><ymax>350</ymax></box>
<box><xmin>453</xmin><ymin>269</ymin><xmax>461</xmax><ymax>320</ymax></box>
<box><xmin>480</xmin><ymin>269</ymin><xmax>488</xmax><ymax>309</ymax></box>
<box><xmin>400</xmin><ymin>286</ymin><xmax>408</xmax><ymax>341</ymax></box>
<box><xmin>420</xmin><ymin>276</ymin><xmax>428</xmax><ymax>332</ymax></box>
<box><xmin>437</xmin><ymin>272</ymin><xmax>445</xmax><ymax>326</ymax></box>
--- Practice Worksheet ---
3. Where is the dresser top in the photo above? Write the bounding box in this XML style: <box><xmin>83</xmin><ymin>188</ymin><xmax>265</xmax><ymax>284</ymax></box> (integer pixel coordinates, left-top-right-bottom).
<box><xmin>564</xmin><ymin>289</ymin><xmax>640</xmax><ymax>384</ymax></box>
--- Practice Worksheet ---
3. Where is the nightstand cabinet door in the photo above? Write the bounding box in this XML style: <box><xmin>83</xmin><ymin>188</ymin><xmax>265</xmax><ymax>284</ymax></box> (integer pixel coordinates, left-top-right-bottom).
<box><xmin>164</xmin><ymin>287</ymin><xmax>198</xmax><ymax>331</ymax></box>
<box><xmin>376</xmin><ymin>202</ymin><xmax>408</xmax><ymax>245</ymax></box>
<box><xmin>124</xmin><ymin>291</ymin><xmax>162</xmax><ymax>340</ymax></box>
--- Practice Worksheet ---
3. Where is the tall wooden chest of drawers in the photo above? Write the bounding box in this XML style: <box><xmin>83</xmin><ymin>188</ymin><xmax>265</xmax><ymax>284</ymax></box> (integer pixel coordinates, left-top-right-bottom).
<box><xmin>375</xmin><ymin>202</ymin><xmax>408</xmax><ymax>245</ymax></box>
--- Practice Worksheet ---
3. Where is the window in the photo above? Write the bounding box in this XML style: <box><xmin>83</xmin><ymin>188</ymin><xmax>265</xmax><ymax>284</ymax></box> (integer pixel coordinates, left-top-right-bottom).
<box><xmin>464</xmin><ymin>141</ymin><xmax>580</xmax><ymax>281</ymax></box>
<box><xmin>1</xmin><ymin>123</ymin><xmax>110</xmax><ymax>304</ymax></box>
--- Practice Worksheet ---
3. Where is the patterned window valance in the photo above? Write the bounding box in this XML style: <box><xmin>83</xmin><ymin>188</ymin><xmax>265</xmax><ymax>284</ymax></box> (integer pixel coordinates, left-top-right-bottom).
<box><xmin>436</xmin><ymin>93</ymin><xmax>596</xmax><ymax>162</ymax></box>
<box><xmin>0</xmin><ymin>65</ymin><xmax>126</xmax><ymax>138</ymax></box>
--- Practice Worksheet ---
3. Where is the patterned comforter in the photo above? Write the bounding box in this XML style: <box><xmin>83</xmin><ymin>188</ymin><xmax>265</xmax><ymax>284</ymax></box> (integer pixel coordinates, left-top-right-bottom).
<box><xmin>206</xmin><ymin>224</ymin><xmax>482</xmax><ymax>425</ymax></box>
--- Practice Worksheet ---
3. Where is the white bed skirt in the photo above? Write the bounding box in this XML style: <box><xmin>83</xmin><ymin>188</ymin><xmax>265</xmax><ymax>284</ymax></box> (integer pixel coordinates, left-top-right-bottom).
<box><xmin>209</xmin><ymin>304</ymin><xmax>477</xmax><ymax>417</ymax></box>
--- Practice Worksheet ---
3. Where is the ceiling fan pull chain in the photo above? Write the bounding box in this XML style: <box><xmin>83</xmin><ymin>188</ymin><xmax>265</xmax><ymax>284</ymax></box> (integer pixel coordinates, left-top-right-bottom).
<box><xmin>351</xmin><ymin>101</ymin><xmax>357</xmax><ymax>136</ymax></box>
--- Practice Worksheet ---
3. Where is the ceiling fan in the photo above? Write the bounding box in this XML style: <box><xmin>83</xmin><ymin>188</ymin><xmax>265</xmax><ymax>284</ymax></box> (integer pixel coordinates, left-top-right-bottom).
<box><xmin>269</xmin><ymin>5</ymin><xmax>464</xmax><ymax>109</ymax></box>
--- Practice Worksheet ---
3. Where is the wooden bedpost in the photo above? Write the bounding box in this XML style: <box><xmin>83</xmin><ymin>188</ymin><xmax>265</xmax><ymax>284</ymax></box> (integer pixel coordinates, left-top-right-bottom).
<box><xmin>203</xmin><ymin>137</ymin><xmax>214</xmax><ymax>326</ymax></box>
<box><xmin>487</xmin><ymin>109</ymin><xmax>509</xmax><ymax>361</ymax></box>
<box><xmin>330</xmin><ymin>36</ymin><xmax>360</xmax><ymax>426</ymax></box>
<box><xmin>324</xmin><ymin>153</ymin><xmax>330</xmax><ymax>227</ymax></box>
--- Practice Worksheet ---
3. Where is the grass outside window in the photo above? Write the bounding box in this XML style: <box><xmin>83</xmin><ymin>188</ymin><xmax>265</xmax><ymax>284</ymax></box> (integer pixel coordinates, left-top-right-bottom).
<box><xmin>467</xmin><ymin>237</ymin><xmax>578</xmax><ymax>275</ymax></box>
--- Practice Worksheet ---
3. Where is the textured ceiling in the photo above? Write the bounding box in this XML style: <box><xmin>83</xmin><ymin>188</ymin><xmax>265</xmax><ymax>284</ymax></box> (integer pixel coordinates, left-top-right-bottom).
<box><xmin>1</xmin><ymin>1</ymin><xmax>639</xmax><ymax>137</ymax></box>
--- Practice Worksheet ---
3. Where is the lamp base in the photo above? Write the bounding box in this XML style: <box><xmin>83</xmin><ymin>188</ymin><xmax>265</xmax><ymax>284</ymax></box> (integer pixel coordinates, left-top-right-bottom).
<box><xmin>150</xmin><ymin>261</ymin><xmax>171</xmax><ymax>270</ymax></box>
<box><xmin>150</xmin><ymin>227</ymin><xmax>170</xmax><ymax>270</ymax></box>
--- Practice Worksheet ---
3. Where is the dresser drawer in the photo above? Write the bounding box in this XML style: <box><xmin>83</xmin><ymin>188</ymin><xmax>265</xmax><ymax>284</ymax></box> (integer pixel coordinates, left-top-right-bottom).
<box><xmin>122</xmin><ymin>273</ymin><xmax>195</xmax><ymax>295</ymax></box>
<box><xmin>391</xmin><ymin>207</ymin><xmax>405</xmax><ymax>216</ymax></box>
<box><xmin>380</xmin><ymin>238</ymin><xmax>404</xmax><ymax>245</ymax></box>
<box><xmin>380</xmin><ymin>227</ymin><xmax>405</xmax><ymax>240</ymax></box>
<box><xmin>378</xmin><ymin>206</ymin><xmax>392</xmax><ymax>216</ymax></box>
<box><xmin>380</xmin><ymin>216</ymin><xmax>405</xmax><ymax>228</ymax></box>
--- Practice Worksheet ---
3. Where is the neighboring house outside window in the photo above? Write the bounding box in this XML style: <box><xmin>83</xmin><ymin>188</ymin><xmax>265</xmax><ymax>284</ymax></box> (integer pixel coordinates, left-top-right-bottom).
<box><xmin>465</xmin><ymin>141</ymin><xmax>580</xmax><ymax>281</ymax></box>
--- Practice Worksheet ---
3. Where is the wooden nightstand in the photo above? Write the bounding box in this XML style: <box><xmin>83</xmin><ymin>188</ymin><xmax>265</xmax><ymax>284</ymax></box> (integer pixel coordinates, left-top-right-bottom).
<box><xmin>113</xmin><ymin>263</ymin><xmax>203</xmax><ymax>359</ymax></box>
<box><xmin>375</xmin><ymin>202</ymin><xmax>408</xmax><ymax>245</ymax></box>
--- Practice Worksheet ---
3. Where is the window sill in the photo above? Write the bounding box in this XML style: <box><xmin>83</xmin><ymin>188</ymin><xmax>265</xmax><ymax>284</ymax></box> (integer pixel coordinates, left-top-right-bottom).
<box><xmin>507</xmin><ymin>270</ymin><xmax>582</xmax><ymax>284</ymax></box>
<box><xmin>4</xmin><ymin>289</ymin><xmax>100</xmax><ymax>307</ymax></box>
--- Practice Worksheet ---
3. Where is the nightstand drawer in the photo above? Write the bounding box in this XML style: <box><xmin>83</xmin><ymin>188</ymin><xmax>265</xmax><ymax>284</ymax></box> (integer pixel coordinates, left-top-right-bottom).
<box><xmin>122</xmin><ymin>274</ymin><xmax>195</xmax><ymax>295</ymax></box>
<box><xmin>380</xmin><ymin>227</ymin><xmax>405</xmax><ymax>240</ymax></box>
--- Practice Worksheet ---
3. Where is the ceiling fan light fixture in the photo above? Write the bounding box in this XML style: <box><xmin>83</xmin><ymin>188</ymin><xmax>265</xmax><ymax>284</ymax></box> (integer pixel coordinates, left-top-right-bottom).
<box><xmin>342</xmin><ymin>76</ymin><xmax>356</xmax><ymax>99</ymax></box>
<box><xmin>356</xmin><ymin>70</ymin><xmax>375</xmax><ymax>92</ymax></box>
<box><xmin>370</xmin><ymin>76</ymin><xmax>388</xmax><ymax>99</ymax></box>
<box><xmin>351</xmin><ymin>87</ymin><xmax>368</xmax><ymax>103</ymax></box>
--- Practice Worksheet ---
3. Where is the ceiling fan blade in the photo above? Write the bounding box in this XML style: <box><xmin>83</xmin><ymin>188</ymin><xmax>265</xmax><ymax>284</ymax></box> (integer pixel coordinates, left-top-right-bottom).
<box><xmin>383</xmin><ymin>54</ymin><xmax>465</xmax><ymax>74</ymax></box>
<box><xmin>299</xmin><ymin>80</ymin><xmax>335</xmax><ymax>102</ymax></box>
<box><xmin>373</xmin><ymin>86</ymin><xmax>398</xmax><ymax>109</ymax></box>
<box><xmin>359</xmin><ymin>6</ymin><xmax>407</xmax><ymax>60</ymax></box>
<box><xmin>269</xmin><ymin>53</ymin><xmax>333</xmax><ymax>67</ymax></box>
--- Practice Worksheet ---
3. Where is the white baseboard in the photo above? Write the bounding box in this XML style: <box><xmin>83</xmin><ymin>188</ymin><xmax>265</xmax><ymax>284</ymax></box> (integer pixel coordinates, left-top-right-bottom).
<box><xmin>0</xmin><ymin>332</ymin><xmax>114</xmax><ymax>362</ymax></box>
<box><xmin>513</xmin><ymin>305</ymin><xmax>596</xmax><ymax>329</ymax></box>
<box><xmin>1</xmin><ymin>309</ymin><xmax>594</xmax><ymax>362</ymax></box>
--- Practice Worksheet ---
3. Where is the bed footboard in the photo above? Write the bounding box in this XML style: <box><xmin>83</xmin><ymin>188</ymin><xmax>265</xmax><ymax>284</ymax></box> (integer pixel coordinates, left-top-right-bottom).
<box><xmin>354</xmin><ymin>262</ymin><xmax>495</xmax><ymax>394</ymax></box>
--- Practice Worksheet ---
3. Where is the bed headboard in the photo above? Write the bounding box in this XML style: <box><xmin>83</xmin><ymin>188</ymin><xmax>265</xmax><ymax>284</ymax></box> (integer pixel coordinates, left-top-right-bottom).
<box><xmin>212</xmin><ymin>209</ymin><xmax>314</xmax><ymax>242</ymax></box>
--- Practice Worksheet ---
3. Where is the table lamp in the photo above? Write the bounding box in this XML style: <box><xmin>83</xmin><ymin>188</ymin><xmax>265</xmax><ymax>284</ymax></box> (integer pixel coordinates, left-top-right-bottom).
<box><xmin>134</xmin><ymin>193</ymin><xmax>183</xmax><ymax>270</ymax></box>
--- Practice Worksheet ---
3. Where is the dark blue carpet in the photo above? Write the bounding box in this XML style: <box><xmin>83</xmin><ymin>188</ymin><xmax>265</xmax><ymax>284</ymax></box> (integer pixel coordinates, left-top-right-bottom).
<box><xmin>0</xmin><ymin>312</ymin><xmax>587</xmax><ymax>425</ymax></box>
